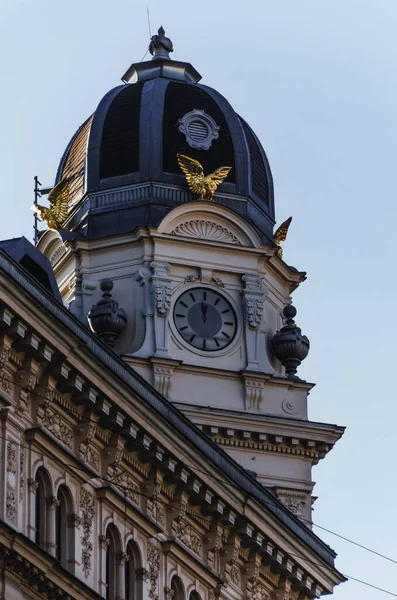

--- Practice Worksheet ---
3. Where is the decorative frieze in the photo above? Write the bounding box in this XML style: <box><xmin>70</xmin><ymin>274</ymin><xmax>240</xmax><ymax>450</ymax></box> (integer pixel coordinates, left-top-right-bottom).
<box><xmin>110</xmin><ymin>467</ymin><xmax>139</xmax><ymax>504</ymax></box>
<box><xmin>6</xmin><ymin>482</ymin><xmax>16</xmax><ymax>523</ymax></box>
<box><xmin>0</xmin><ymin>341</ymin><xmax>9</xmax><ymax>370</ymax></box>
<box><xmin>147</xmin><ymin>541</ymin><xmax>160</xmax><ymax>600</ymax></box>
<box><xmin>19</xmin><ymin>447</ymin><xmax>24</xmax><ymax>501</ymax></box>
<box><xmin>80</xmin><ymin>488</ymin><xmax>95</xmax><ymax>577</ymax></box>
<box><xmin>0</xmin><ymin>372</ymin><xmax>11</xmax><ymax>394</ymax></box>
<box><xmin>37</xmin><ymin>404</ymin><xmax>73</xmax><ymax>448</ymax></box>
<box><xmin>276</xmin><ymin>490</ymin><xmax>308</xmax><ymax>521</ymax></box>
<box><xmin>6</xmin><ymin>441</ymin><xmax>17</xmax><ymax>474</ymax></box>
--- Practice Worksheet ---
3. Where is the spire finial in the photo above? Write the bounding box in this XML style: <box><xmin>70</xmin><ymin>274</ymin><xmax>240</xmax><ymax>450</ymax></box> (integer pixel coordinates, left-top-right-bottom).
<box><xmin>149</xmin><ymin>26</ymin><xmax>174</xmax><ymax>60</ymax></box>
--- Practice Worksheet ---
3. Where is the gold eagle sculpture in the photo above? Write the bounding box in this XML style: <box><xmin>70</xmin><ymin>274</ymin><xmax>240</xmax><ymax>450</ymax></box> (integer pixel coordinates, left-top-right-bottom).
<box><xmin>177</xmin><ymin>154</ymin><xmax>232</xmax><ymax>201</ymax></box>
<box><xmin>274</xmin><ymin>216</ymin><xmax>292</xmax><ymax>258</ymax></box>
<box><xmin>31</xmin><ymin>179</ymin><xmax>70</xmax><ymax>229</ymax></box>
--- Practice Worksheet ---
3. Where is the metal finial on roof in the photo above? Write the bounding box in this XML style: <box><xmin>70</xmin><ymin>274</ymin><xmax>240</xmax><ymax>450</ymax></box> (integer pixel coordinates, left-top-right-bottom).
<box><xmin>149</xmin><ymin>26</ymin><xmax>174</xmax><ymax>60</ymax></box>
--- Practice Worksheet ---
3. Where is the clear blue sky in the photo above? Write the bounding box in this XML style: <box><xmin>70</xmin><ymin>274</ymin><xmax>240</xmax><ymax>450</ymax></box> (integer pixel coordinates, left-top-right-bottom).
<box><xmin>1</xmin><ymin>1</ymin><xmax>396</xmax><ymax>598</ymax></box>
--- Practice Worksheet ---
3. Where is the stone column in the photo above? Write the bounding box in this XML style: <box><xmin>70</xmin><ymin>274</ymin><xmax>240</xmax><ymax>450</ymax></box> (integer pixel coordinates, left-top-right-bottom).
<box><xmin>99</xmin><ymin>535</ymin><xmax>110</xmax><ymax>598</ymax></box>
<box><xmin>46</xmin><ymin>497</ymin><xmax>60</xmax><ymax>557</ymax></box>
<box><xmin>116</xmin><ymin>552</ymin><xmax>129</xmax><ymax>600</ymax></box>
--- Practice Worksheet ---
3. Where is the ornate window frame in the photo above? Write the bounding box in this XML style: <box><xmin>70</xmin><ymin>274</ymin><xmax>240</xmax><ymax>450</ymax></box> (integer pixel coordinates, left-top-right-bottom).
<box><xmin>177</xmin><ymin>109</ymin><xmax>220</xmax><ymax>151</ymax></box>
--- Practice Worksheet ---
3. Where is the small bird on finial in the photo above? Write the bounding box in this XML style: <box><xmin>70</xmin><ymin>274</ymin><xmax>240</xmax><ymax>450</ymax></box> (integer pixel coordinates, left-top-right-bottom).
<box><xmin>177</xmin><ymin>154</ymin><xmax>232</xmax><ymax>201</ymax></box>
<box><xmin>31</xmin><ymin>179</ymin><xmax>69</xmax><ymax>229</ymax></box>
<box><xmin>274</xmin><ymin>216</ymin><xmax>292</xmax><ymax>258</ymax></box>
<box><xmin>149</xmin><ymin>26</ymin><xmax>174</xmax><ymax>60</ymax></box>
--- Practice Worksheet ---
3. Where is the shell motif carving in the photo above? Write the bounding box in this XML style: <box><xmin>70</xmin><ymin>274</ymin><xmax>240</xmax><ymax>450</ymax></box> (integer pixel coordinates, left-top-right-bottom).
<box><xmin>171</xmin><ymin>220</ymin><xmax>241</xmax><ymax>245</ymax></box>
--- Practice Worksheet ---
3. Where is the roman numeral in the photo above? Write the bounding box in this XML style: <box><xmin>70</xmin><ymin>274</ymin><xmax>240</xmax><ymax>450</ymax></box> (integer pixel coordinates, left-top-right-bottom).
<box><xmin>222</xmin><ymin>331</ymin><xmax>230</xmax><ymax>339</ymax></box>
<box><xmin>180</xmin><ymin>326</ymin><xmax>188</xmax><ymax>331</ymax></box>
<box><xmin>214</xmin><ymin>298</ymin><xmax>220</xmax><ymax>306</ymax></box>
<box><xmin>190</xmin><ymin>292</ymin><xmax>196</xmax><ymax>302</ymax></box>
<box><xmin>214</xmin><ymin>339</ymin><xmax>220</xmax><ymax>347</ymax></box>
<box><xmin>221</xmin><ymin>309</ymin><xmax>230</xmax><ymax>314</ymax></box>
<box><xmin>189</xmin><ymin>335</ymin><xmax>195</xmax><ymax>343</ymax></box>
<box><xmin>224</xmin><ymin>321</ymin><xmax>233</xmax><ymax>325</ymax></box>
<box><xmin>176</xmin><ymin>313</ymin><xmax>186</xmax><ymax>318</ymax></box>
<box><xmin>203</xmin><ymin>339</ymin><xmax>207</xmax><ymax>349</ymax></box>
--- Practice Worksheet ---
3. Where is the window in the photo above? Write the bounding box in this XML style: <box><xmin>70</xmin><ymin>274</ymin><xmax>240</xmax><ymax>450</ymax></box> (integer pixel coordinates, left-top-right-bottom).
<box><xmin>34</xmin><ymin>467</ymin><xmax>50</xmax><ymax>549</ymax></box>
<box><xmin>189</xmin><ymin>593</ymin><xmax>201</xmax><ymax>600</ymax></box>
<box><xmin>125</xmin><ymin>540</ymin><xmax>143</xmax><ymax>600</ymax></box>
<box><xmin>105</xmin><ymin>525</ymin><xmax>121</xmax><ymax>600</ymax></box>
<box><xmin>55</xmin><ymin>485</ymin><xmax>75</xmax><ymax>572</ymax></box>
<box><xmin>171</xmin><ymin>576</ymin><xmax>185</xmax><ymax>600</ymax></box>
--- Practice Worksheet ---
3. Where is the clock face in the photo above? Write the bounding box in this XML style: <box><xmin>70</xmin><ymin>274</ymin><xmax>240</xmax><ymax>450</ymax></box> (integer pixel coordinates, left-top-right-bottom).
<box><xmin>173</xmin><ymin>287</ymin><xmax>237</xmax><ymax>352</ymax></box>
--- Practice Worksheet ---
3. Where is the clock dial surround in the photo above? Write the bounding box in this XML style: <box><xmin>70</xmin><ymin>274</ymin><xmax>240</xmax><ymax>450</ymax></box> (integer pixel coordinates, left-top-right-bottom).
<box><xmin>173</xmin><ymin>287</ymin><xmax>237</xmax><ymax>352</ymax></box>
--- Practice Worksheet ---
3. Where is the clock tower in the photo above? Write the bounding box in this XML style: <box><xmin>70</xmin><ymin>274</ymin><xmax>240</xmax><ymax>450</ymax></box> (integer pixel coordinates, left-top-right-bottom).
<box><xmin>37</xmin><ymin>28</ymin><xmax>344</xmax><ymax>525</ymax></box>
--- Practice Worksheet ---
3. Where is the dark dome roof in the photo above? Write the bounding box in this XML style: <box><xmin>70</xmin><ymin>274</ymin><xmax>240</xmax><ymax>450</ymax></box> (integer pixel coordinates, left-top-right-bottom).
<box><xmin>56</xmin><ymin>52</ymin><xmax>275</xmax><ymax>241</ymax></box>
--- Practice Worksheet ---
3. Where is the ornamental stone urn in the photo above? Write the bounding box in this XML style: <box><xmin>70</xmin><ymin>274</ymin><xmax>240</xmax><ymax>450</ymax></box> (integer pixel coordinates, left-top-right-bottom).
<box><xmin>272</xmin><ymin>305</ymin><xmax>310</xmax><ymax>379</ymax></box>
<box><xmin>87</xmin><ymin>279</ymin><xmax>127</xmax><ymax>348</ymax></box>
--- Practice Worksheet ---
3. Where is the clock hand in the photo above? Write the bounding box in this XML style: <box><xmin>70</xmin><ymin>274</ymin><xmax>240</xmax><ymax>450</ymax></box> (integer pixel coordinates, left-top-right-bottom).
<box><xmin>201</xmin><ymin>301</ymin><xmax>208</xmax><ymax>322</ymax></box>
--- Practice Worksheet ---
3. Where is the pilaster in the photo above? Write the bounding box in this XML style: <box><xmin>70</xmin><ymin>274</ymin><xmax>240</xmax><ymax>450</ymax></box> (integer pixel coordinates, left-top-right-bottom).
<box><xmin>241</xmin><ymin>274</ymin><xmax>268</xmax><ymax>371</ymax></box>
<box><xmin>151</xmin><ymin>261</ymin><xmax>172</xmax><ymax>357</ymax></box>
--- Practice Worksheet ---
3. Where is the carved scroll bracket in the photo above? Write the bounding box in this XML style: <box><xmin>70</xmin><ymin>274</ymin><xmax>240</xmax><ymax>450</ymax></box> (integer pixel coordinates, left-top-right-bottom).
<box><xmin>204</xmin><ymin>522</ymin><xmax>223</xmax><ymax>572</ymax></box>
<box><xmin>221</xmin><ymin>533</ymin><xmax>241</xmax><ymax>587</ymax></box>
<box><xmin>103</xmin><ymin>435</ymin><xmax>125</xmax><ymax>480</ymax></box>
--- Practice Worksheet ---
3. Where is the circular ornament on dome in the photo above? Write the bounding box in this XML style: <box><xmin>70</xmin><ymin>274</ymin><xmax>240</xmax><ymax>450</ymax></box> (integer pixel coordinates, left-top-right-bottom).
<box><xmin>177</xmin><ymin>109</ymin><xmax>220</xmax><ymax>151</ymax></box>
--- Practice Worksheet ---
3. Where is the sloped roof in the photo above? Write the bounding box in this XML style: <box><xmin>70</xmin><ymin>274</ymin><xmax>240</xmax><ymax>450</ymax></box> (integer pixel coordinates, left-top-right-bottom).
<box><xmin>0</xmin><ymin>244</ymin><xmax>338</xmax><ymax>567</ymax></box>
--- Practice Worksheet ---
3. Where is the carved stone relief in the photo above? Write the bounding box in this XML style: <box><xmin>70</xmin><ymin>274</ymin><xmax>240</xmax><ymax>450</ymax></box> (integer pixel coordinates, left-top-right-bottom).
<box><xmin>0</xmin><ymin>372</ymin><xmax>12</xmax><ymax>394</ymax></box>
<box><xmin>6</xmin><ymin>441</ymin><xmax>17</xmax><ymax>474</ymax></box>
<box><xmin>244</xmin><ymin>378</ymin><xmax>265</xmax><ymax>411</ymax></box>
<box><xmin>0</xmin><ymin>342</ymin><xmax>9</xmax><ymax>370</ymax></box>
<box><xmin>19</xmin><ymin>448</ymin><xmax>24</xmax><ymax>501</ymax></box>
<box><xmin>6</xmin><ymin>482</ymin><xmax>16</xmax><ymax>523</ymax></box>
<box><xmin>171</xmin><ymin>220</ymin><xmax>240</xmax><ymax>245</ymax></box>
<box><xmin>147</xmin><ymin>541</ymin><xmax>160</xmax><ymax>600</ymax></box>
<box><xmin>110</xmin><ymin>468</ymin><xmax>139</xmax><ymax>505</ymax></box>
<box><xmin>79</xmin><ymin>488</ymin><xmax>95</xmax><ymax>577</ymax></box>
<box><xmin>242</xmin><ymin>275</ymin><xmax>267</xmax><ymax>330</ymax></box>
<box><xmin>38</xmin><ymin>405</ymin><xmax>73</xmax><ymax>448</ymax></box>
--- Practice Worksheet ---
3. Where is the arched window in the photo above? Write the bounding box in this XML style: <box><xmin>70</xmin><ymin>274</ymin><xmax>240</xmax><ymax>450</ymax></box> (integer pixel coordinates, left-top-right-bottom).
<box><xmin>189</xmin><ymin>593</ymin><xmax>201</xmax><ymax>600</ymax></box>
<box><xmin>125</xmin><ymin>540</ymin><xmax>143</xmax><ymax>600</ymax></box>
<box><xmin>35</xmin><ymin>467</ymin><xmax>50</xmax><ymax>549</ymax></box>
<box><xmin>105</xmin><ymin>525</ymin><xmax>121</xmax><ymax>600</ymax></box>
<box><xmin>55</xmin><ymin>485</ymin><xmax>75</xmax><ymax>572</ymax></box>
<box><xmin>171</xmin><ymin>576</ymin><xmax>185</xmax><ymax>600</ymax></box>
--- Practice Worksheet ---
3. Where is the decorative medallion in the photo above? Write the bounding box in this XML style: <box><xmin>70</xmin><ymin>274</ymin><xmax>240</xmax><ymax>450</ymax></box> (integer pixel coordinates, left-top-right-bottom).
<box><xmin>178</xmin><ymin>109</ymin><xmax>220</xmax><ymax>150</ymax></box>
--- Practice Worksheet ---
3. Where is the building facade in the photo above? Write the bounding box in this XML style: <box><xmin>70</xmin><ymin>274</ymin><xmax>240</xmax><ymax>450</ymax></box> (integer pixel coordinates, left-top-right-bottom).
<box><xmin>0</xmin><ymin>29</ymin><xmax>345</xmax><ymax>600</ymax></box>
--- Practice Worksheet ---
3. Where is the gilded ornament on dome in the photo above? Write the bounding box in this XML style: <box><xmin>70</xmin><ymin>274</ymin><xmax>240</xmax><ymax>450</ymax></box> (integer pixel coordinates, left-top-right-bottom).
<box><xmin>177</xmin><ymin>154</ymin><xmax>231</xmax><ymax>201</ymax></box>
<box><xmin>274</xmin><ymin>216</ymin><xmax>292</xmax><ymax>258</ymax></box>
<box><xmin>31</xmin><ymin>178</ymin><xmax>70</xmax><ymax>229</ymax></box>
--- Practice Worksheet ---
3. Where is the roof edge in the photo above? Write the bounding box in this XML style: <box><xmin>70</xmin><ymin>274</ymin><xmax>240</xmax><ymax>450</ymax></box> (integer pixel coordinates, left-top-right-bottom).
<box><xmin>0</xmin><ymin>248</ymin><xmax>337</xmax><ymax>566</ymax></box>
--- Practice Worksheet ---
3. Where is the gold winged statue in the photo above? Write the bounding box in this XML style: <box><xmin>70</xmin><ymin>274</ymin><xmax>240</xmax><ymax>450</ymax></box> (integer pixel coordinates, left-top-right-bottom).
<box><xmin>274</xmin><ymin>216</ymin><xmax>292</xmax><ymax>258</ymax></box>
<box><xmin>31</xmin><ymin>179</ymin><xmax>70</xmax><ymax>229</ymax></box>
<box><xmin>177</xmin><ymin>154</ymin><xmax>232</xmax><ymax>201</ymax></box>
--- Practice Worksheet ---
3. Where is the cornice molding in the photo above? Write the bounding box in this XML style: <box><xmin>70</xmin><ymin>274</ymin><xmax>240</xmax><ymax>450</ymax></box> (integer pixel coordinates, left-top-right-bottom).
<box><xmin>0</xmin><ymin>251</ymin><xmax>343</xmax><ymax>587</ymax></box>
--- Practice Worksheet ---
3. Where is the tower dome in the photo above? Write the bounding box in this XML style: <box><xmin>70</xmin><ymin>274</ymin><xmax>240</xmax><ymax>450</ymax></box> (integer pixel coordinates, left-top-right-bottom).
<box><xmin>55</xmin><ymin>28</ymin><xmax>275</xmax><ymax>242</ymax></box>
